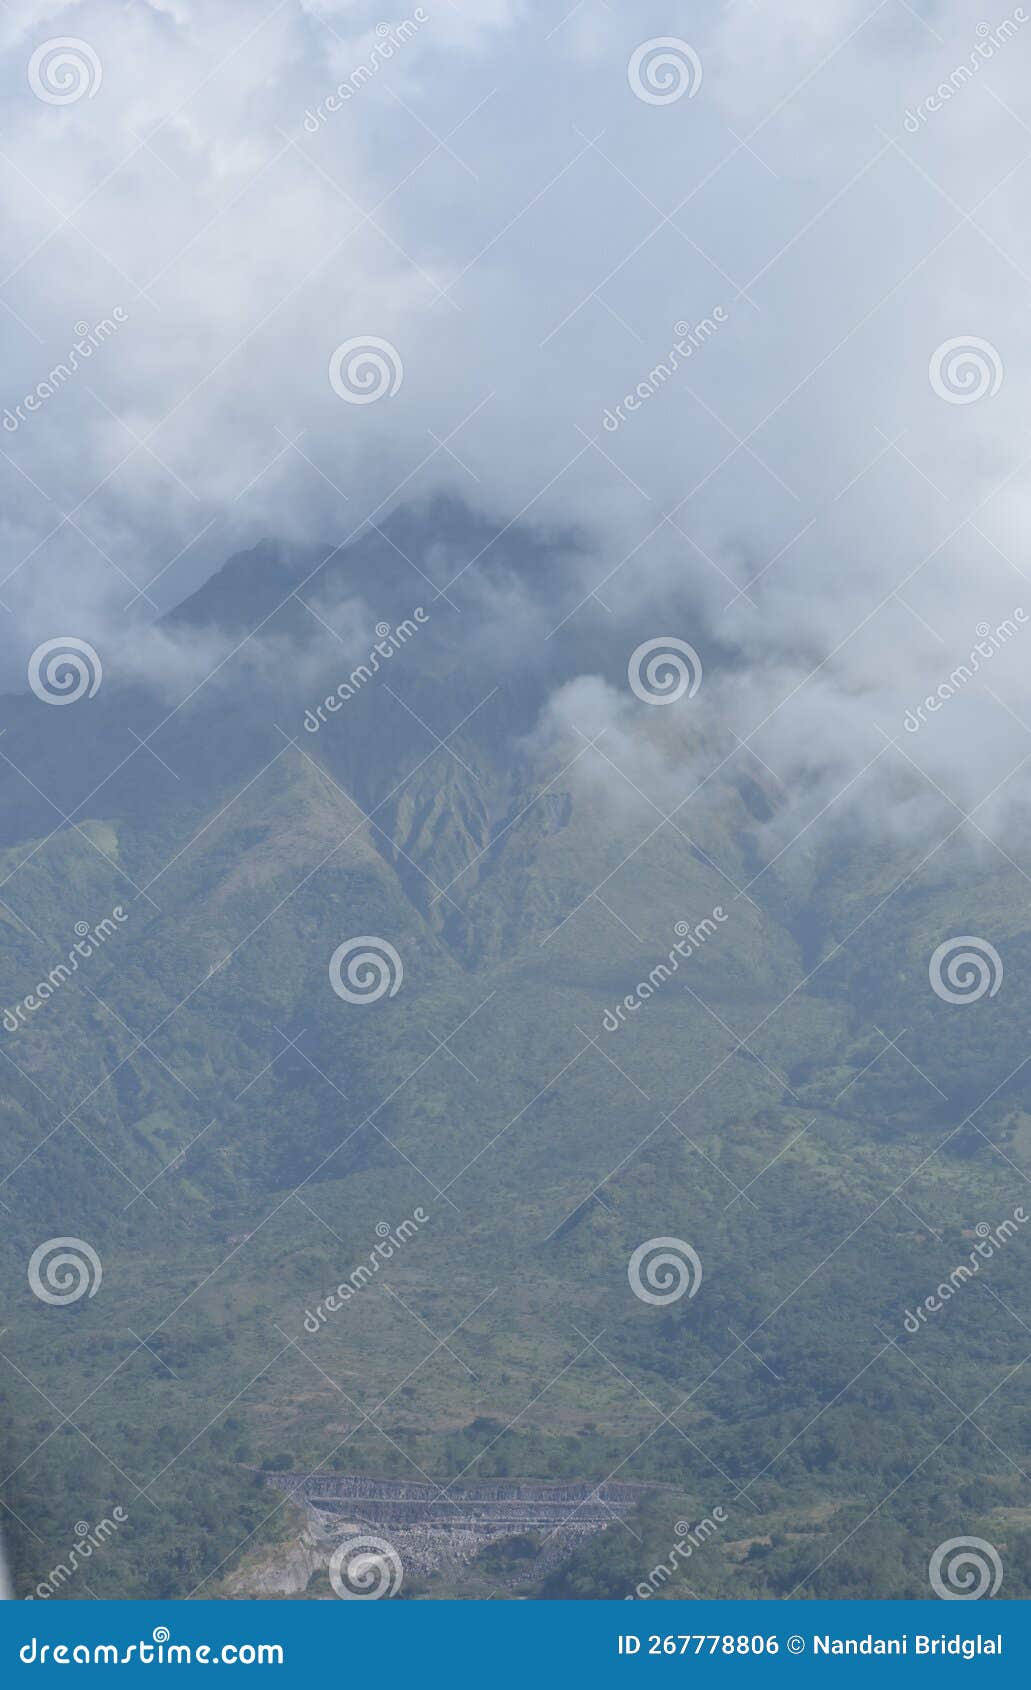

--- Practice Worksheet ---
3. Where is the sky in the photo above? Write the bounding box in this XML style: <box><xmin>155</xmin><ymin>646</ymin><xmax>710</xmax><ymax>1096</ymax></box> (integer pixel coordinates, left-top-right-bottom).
<box><xmin>2</xmin><ymin>0</ymin><xmax>1031</xmax><ymax>824</ymax></box>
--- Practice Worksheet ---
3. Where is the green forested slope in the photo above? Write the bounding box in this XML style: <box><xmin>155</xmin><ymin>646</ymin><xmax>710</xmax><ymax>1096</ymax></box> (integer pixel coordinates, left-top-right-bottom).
<box><xmin>2</xmin><ymin>514</ymin><xmax>1030</xmax><ymax>1601</ymax></box>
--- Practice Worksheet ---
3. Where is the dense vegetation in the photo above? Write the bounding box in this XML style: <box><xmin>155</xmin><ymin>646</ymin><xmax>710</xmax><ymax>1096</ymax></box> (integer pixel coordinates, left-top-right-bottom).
<box><xmin>2</xmin><ymin>512</ymin><xmax>1029</xmax><ymax>1599</ymax></box>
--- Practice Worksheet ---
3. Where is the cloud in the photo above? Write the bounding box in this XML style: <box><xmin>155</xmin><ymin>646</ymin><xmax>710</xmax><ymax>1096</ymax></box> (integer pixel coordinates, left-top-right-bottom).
<box><xmin>1</xmin><ymin>0</ymin><xmax>1029</xmax><ymax>834</ymax></box>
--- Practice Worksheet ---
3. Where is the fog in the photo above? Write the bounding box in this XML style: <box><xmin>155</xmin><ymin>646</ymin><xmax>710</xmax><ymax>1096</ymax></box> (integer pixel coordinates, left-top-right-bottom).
<box><xmin>2</xmin><ymin>0</ymin><xmax>1030</xmax><ymax>827</ymax></box>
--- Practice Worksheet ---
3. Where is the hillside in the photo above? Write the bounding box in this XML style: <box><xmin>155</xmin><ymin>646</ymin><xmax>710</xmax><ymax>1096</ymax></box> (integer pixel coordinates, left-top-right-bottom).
<box><xmin>2</xmin><ymin>506</ymin><xmax>1031</xmax><ymax>1601</ymax></box>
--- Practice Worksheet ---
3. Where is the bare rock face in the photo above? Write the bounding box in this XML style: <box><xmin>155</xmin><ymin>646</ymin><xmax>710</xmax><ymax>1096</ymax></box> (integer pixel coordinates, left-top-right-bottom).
<box><xmin>223</xmin><ymin>1528</ymin><xmax>327</xmax><ymax>1598</ymax></box>
<box><xmin>222</xmin><ymin>1473</ymin><xmax>650</xmax><ymax>1596</ymax></box>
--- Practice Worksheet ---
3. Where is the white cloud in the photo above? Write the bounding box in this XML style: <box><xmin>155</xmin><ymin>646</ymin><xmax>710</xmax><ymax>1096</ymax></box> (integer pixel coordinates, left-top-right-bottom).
<box><xmin>0</xmin><ymin>0</ymin><xmax>1029</xmax><ymax>831</ymax></box>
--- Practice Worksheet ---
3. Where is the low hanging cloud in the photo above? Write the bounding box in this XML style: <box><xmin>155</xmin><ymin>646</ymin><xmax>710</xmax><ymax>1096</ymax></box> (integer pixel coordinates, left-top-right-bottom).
<box><xmin>1</xmin><ymin>0</ymin><xmax>1030</xmax><ymax>831</ymax></box>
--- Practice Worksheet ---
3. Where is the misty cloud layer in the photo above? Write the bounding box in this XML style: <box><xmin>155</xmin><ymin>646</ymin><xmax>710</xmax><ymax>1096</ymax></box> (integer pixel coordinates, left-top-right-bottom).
<box><xmin>2</xmin><ymin>0</ymin><xmax>1031</xmax><ymax>830</ymax></box>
